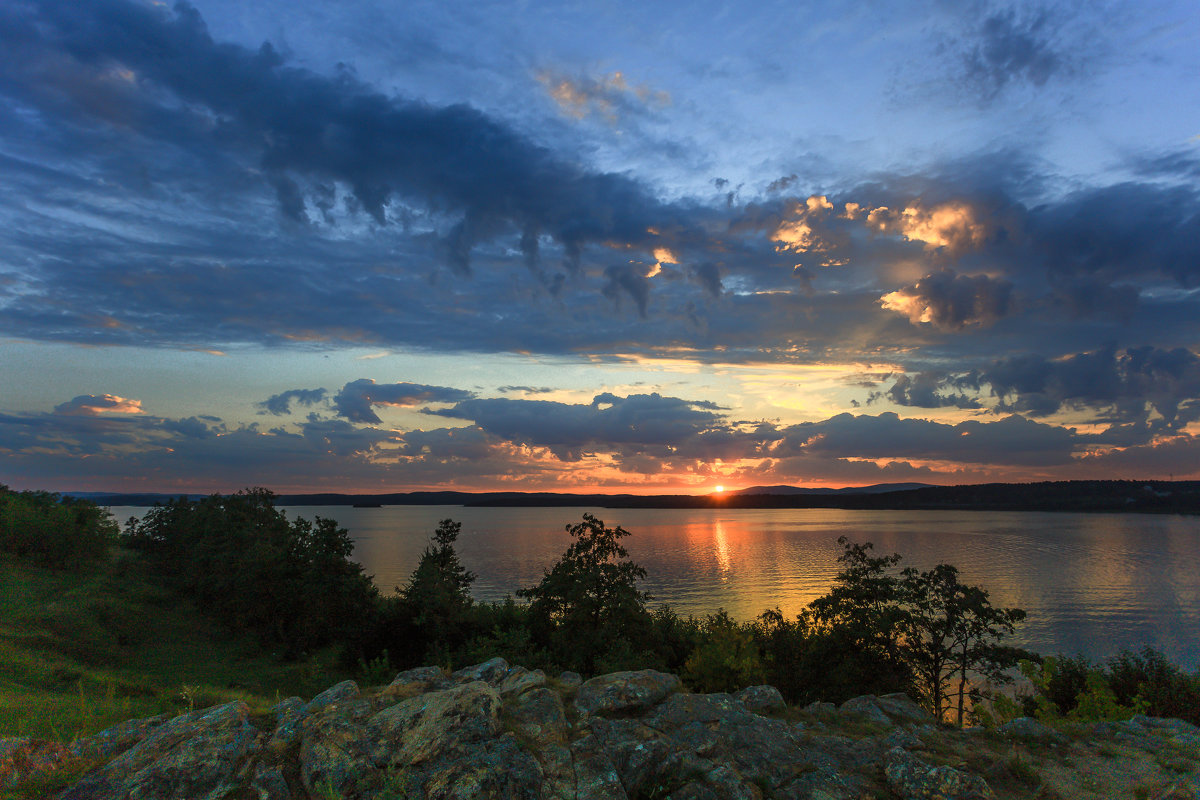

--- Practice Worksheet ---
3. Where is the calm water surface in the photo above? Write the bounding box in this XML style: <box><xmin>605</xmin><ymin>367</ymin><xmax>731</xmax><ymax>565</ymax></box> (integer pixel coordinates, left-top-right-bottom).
<box><xmin>111</xmin><ymin>505</ymin><xmax>1200</xmax><ymax>668</ymax></box>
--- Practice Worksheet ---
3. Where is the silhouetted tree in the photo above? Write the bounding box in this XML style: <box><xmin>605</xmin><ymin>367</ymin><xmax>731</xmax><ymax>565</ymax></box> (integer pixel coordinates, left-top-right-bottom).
<box><xmin>518</xmin><ymin>513</ymin><xmax>652</xmax><ymax>673</ymax></box>
<box><xmin>398</xmin><ymin>519</ymin><xmax>477</xmax><ymax>665</ymax></box>
<box><xmin>901</xmin><ymin>563</ymin><xmax>1026</xmax><ymax>724</ymax></box>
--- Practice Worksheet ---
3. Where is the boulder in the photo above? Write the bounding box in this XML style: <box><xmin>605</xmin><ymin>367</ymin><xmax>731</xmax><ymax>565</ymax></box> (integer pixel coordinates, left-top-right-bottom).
<box><xmin>570</xmin><ymin>733</ymin><xmax>629</xmax><ymax>800</ymax></box>
<box><xmin>884</xmin><ymin>746</ymin><xmax>994</xmax><ymax>800</ymax></box>
<box><xmin>574</xmin><ymin>669</ymin><xmax>680</xmax><ymax>717</ymax></box>
<box><xmin>500</xmin><ymin>666</ymin><xmax>548</xmax><ymax>698</ymax></box>
<box><xmin>506</xmin><ymin>686</ymin><xmax>569</xmax><ymax>747</ymax></box>
<box><xmin>735</xmin><ymin>684</ymin><xmax>787</xmax><ymax>715</ymax></box>
<box><xmin>57</xmin><ymin>701</ymin><xmax>261</xmax><ymax>800</ymax></box>
<box><xmin>297</xmin><ymin>704</ymin><xmax>375</xmax><ymax>799</ymax></box>
<box><xmin>264</xmin><ymin>696</ymin><xmax>307</xmax><ymax>753</ymax></box>
<box><xmin>67</xmin><ymin>714</ymin><xmax>170</xmax><ymax>762</ymax></box>
<box><xmin>839</xmin><ymin>695</ymin><xmax>894</xmax><ymax>726</ymax></box>
<box><xmin>451</xmin><ymin>657</ymin><xmax>509</xmax><ymax>686</ymax></box>
<box><xmin>306</xmin><ymin>679</ymin><xmax>360</xmax><ymax>714</ymax></box>
<box><xmin>876</xmin><ymin>694</ymin><xmax>933</xmax><ymax>724</ymax></box>
<box><xmin>419</xmin><ymin>733</ymin><xmax>543</xmax><ymax>799</ymax></box>
<box><xmin>366</xmin><ymin>681</ymin><xmax>502</xmax><ymax>768</ymax></box>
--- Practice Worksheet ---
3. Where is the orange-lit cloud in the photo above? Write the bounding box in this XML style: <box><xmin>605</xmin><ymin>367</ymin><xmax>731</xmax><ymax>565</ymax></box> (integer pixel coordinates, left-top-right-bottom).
<box><xmin>870</xmin><ymin>200</ymin><xmax>990</xmax><ymax>255</ymax></box>
<box><xmin>53</xmin><ymin>394</ymin><xmax>144</xmax><ymax>415</ymax></box>
<box><xmin>537</xmin><ymin>70</ymin><xmax>669</xmax><ymax>122</ymax></box>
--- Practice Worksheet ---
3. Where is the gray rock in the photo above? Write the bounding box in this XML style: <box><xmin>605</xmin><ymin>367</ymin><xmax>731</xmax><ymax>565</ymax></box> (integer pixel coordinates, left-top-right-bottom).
<box><xmin>876</xmin><ymin>693</ymin><xmax>933</xmax><ymax>724</ymax></box>
<box><xmin>378</xmin><ymin>665</ymin><xmax>448</xmax><ymax>703</ymax></box>
<box><xmin>881</xmin><ymin>727</ymin><xmax>924</xmax><ymax>749</ymax></box>
<box><xmin>297</xmin><ymin>705</ymin><xmax>375</xmax><ymax>798</ymax></box>
<box><xmin>265</xmin><ymin>696</ymin><xmax>307</xmax><ymax>751</ymax></box>
<box><xmin>392</xmin><ymin>665</ymin><xmax>447</xmax><ymax>686</ymax></box>
<box><xmin>57</xmin><ymin>701</ymin><xmax>261</xmax><ymax>800</ymax></box>
<box><xmin>839</xmin><ymin>695</ymin><xmax>893</xmax><ymax>726</ymax></box>
<box><xmin>574</xmin><ymin>669</ymin><xmax>680</xmax><ymax>717</ymax></box>
<box><xmin>419</xmin><ymin>733</ymin><xmax>543</xmax><ymax>799</ymax></box>
<box><xmin>735</xmin><ymin>684</ymin><xmax>787</xmax><ymax>715</ymax></box>
<box><xmin>557</xmin><ymin>670</ymin><xmax>583</xmax><ymax>689</ymax></box>
<box><xmin>66</xmin><ymin>714</ymin><xmax>169</xmax><ymax>762</ymax></box>
<box><xmin>506</xmin><ymin>686</ymin><xmax>569</xmax><ymax>747</ymax></box>
<box><xmin>249</xmin><ymin>765</ymin><xmax>291</xmax><ymax>800</ymax></box>
<box><xmin>884</xmin><ymin>746</ymin><xmax>994</xmax><ymax>800</ymax></box>
<box><xmin>452</xmin><ymin>657</ymin><xmax>509</xmax><ymax>685</ymax></box>
<box><xmin>306</xmin><ymin>679</ymin><xmax>360</xmax><ymax>714</ymax></box>
<box><xmin>643</xmin><ymin>692</ymin><xmax>816</xmax><ymax>794</ymax></box>
<box><xmin>367</xmin><ymin>680</ymin><xmax>502</xmax><ymax>768</ymax></box>
<box><xmin>500</xmin><ymin>666</ymin><xmax>548</xmax><ymax>698</ymax></box>
<box><xmin>570</xmin><ymin>733</ymin><xmax>629</xmax><ymax>800</ymax></box>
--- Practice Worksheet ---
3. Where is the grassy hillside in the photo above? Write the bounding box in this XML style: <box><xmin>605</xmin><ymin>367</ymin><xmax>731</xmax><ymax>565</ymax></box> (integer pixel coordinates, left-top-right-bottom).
<box><xmin>0</xmin><ymin>549</ymin><xmax>353</xmax><ymax>742</ymax></box>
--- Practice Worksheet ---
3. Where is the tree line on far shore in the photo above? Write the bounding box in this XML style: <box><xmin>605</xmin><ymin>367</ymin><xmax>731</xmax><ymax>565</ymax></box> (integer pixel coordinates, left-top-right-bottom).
<box><xmin>4</xmin><ymin>484</ymin><xmax>1198</xmax><ymax>726</ymax></box>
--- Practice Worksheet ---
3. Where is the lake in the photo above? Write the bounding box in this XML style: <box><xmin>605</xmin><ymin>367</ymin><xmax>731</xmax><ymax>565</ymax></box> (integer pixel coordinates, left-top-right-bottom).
<box><xmin>110</xmin><ymin>505</ymin><xmax>1200</xmax><ymax>668</ymax></box>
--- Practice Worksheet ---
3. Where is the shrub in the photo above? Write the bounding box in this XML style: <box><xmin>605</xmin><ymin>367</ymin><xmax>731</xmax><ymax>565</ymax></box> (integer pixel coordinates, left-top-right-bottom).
<box><xmin>0</xmin><ymin>487</ymin><xmax>117</xmax><ymax>569</ymax></box>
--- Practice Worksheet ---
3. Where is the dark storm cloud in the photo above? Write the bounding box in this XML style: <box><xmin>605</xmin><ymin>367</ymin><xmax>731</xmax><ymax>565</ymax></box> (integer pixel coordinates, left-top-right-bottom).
<box><xmin>332</xmin><ymin>379</ymin><xmax>475</xmax><ymax>424</ymax></box>
<box><xmin>869</xmin><ymin>372</ymin><xmax>982</xmax><ymax>410</ymax></box>
<box><xmin>1027</xmin><ymin>182</ymin><xmax>1200</xmax><ymax>287</ymax></box>
<box><xmin>983</xmin><ymin>344</ymin><xmax>1200</xmax><ymax>431</ymax></box>
<box><xmin>259</xmin><ymin>388</ymin><xmax>328</xmax><ymax>416</ymax></box>
<box><xmin>0</xmin><ymin>0</ymin><xmax>684</xmax><ymax>272</ymax></box>
<box><xmin>427</xmin><ymin>393</ymin><xmax>725</xmax><ymax>459</ymax></box>
<box><xmin>777</xmin><ymin>412</ymin><xmax>1077</xmax><ymax>467</ymax></box>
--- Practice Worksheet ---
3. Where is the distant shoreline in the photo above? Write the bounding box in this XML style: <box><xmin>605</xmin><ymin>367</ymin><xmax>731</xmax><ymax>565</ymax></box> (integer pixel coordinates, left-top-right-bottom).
<box><xmin>73</xmin><ymin>479</ymin><xmax>1200</xmax><ymax>515</ymax></box>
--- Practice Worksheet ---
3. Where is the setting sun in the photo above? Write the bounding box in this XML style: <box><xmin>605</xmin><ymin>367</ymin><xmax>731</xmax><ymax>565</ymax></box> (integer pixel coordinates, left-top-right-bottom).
<box><xmin>714</xmin><ymin>485</ymin><xmax>724</xmax><ymax>493</ymax></box>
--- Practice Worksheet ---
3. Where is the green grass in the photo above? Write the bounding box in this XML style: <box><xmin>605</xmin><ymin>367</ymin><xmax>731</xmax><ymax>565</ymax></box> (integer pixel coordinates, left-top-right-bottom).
<box><xmin>0</xmin><ymin>550</ymin><xmax>352</xmax><ymax>742</ymax></box>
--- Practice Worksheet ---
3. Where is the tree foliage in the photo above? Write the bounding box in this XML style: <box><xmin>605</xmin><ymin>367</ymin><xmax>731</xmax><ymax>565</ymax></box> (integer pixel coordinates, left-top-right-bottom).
<box><xmin>518</xmin><ymin>513</ymin><xmax>652</xmax><ymax>673</ymax></box>
<box><xmin>125</xmin><ymin>488</ymin><xmax>377</xmax><ymax>656</ymax></box>
<box><xmin>397</xmin><ymin>519</ymin><xmax>478</xmax><ymax>666</ymax></box>
<box><xmin>0</xmin><ymin>486</ymin><xmax>117</xmax><ymax>569</ymax></box>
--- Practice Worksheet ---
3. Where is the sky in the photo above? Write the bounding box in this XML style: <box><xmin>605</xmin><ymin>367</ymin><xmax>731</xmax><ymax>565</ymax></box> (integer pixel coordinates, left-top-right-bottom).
<box><xmin>1</xmin><ymin>0</ymin><xmax>1199</xmax><ymax>494</ymax></box>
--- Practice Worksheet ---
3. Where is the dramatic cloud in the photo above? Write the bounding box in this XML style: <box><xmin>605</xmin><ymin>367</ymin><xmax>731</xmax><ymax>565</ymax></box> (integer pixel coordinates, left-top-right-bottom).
<box><xmin>778</xmin><ymin>412</ymin><xmax>1077</xmax><ymax>467</ymax></box>
<box><xmin>259</xmin><ymin>388</ymin><xmax>327</xmax><ymax>416</ymax></box>
<box><xmin>332</xmin><ymin>379</ymin><xmax>475</xmax><ymax>424</ymax></box>
<box><xmin>0</xmin><ymin>0</ymin><xmax>1196</xmax><ymax>491</ymax></box>
<box><xmin>0</xmin><ymin>0</ymin><xmax>688</xmax><ymax>276</ymax></box>
<box><xmin>880</xmin><ymin>270</ymin><xmax>1016</xmax><ymax>330</ymax></box>
<box><xmin>870</xmin><ymin>373</ymin><xmax>982</xmax><ymax>410</ymax></box>
<box><xmin>984</xmin><ymin>345</ymin><xmax>1200</xmax><ymax>431</ymax></box>
<box><xmin>427</xmin><ymin>393</ymin><xmax>725</xmax><ymax>460</ymax></box>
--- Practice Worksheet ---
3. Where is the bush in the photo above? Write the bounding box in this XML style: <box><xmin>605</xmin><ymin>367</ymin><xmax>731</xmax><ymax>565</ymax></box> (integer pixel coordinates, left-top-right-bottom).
<box><xmin>0</xmin><ymin>486</ymin><xmax>117</xmax><ymax>569</ymax></box>
<box><xmin>682</xmin><ymin>610</ymin><xmax>764</xmax><ymax>693</ymax></box>
<box><xmin>518</xmin><ymin>513</ymin><xmax>654</xmax><ymax>674</ymax></box>
<box><xmin>125</xmin><ymin>488</ymin><xmax>377</xmax><ymax>657</ymax></box>
<box><xmin>1106</xmin><ymin>647</ymin><xmax>1200</xmax><ymax>725</ymax></box>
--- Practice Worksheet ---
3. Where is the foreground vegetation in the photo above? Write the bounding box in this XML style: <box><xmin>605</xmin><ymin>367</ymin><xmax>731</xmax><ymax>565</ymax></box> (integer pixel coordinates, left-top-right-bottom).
<box><xmin>3</xmin><ymin>483</ymin><xmax>1199</xmax><ymax>749</ymax></box>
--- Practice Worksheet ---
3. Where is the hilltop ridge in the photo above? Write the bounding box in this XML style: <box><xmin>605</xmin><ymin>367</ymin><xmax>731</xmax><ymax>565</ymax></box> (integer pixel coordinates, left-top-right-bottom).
<box><xmin>5</xmin><ymin>658</ymin><xmax>1199</xmax><ymax>799</ymax></box>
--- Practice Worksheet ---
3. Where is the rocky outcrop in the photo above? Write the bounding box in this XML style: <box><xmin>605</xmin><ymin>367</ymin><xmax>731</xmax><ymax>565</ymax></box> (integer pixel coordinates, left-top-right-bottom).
<box><xmin>4</xmin><ymin>660</ymin><xmax>1200</xmax><ymax>799</ymax></box>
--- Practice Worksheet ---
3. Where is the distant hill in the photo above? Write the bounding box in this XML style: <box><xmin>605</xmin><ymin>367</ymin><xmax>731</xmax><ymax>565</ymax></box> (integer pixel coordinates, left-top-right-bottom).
<box><xmin>63</xmin><ymin>480</ymin><xmax>1200</xmax><ymax>515</ymax></box>
<box><xmin>733</xmin><ymin>483</ymin><xmax>933</xmax><ymax>496</ymax></box>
